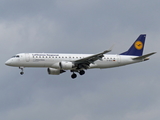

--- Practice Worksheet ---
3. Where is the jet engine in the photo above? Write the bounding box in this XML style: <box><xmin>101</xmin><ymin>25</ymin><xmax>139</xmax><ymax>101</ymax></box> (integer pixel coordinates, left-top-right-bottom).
<box><xmin>52</xmin><ymin>61</ymin><xmax>75</xmax><ymax>70</ymax></box>
<box><xmin>60</xmin><ymin>61</ymin><xmax>75</xmax><ymax>70</ymax></box>
<box><xmin>47</xmin><ymin>68</ymin><xmax>65</xmax><ymax>75</ymax></box>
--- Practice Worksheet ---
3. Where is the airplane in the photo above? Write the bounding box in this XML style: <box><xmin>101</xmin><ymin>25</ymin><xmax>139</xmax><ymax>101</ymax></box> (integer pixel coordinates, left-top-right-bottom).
<box><xmin>5</xmin><ymin>34</ymin><xmax>156</xmax><ymax>79</ymax></box>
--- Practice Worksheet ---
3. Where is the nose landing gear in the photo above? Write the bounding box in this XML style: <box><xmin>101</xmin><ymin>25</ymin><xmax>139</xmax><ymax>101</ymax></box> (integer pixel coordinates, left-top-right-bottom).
<box><xmin>19</xmin><ymin>67</ymin><xmax>24</xmax><ymax>75</ymax></box>
<box><xmin>20</xmin><ymin>72</ymin><xmax>24</xmax><ymax>75</ymax></box>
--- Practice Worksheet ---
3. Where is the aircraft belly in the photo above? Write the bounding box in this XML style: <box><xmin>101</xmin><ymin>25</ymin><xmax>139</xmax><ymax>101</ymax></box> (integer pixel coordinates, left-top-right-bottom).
<box><xmin>118</xmin><ymin>56</ymin><xmax>141</xmax><ymax>66</ymax></box>
<box><xmin>21</xmin><ymin>62</ymin><xmax>45</xmax><ymax>67</ymax></box>
<box><xmin>90</xmin><ymin>60</ymin><xmax>119</xmax><ymax>69</ymax></box>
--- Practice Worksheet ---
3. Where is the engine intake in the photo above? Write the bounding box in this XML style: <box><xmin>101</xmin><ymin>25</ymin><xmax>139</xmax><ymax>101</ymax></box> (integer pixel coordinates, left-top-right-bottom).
<box><xmin>47</xmin><ymin>68</ymin><xmax>65</xmax><ymax>75</ymax></box>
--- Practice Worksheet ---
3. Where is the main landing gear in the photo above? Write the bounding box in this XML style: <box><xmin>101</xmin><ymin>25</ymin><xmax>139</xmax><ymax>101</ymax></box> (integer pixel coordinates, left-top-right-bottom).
<box><xmin>71</xmin><ymin>70</ymin><xmax>85</xmax><ymax>79</ymax></box>
<box><xmin>71</xmin><ymin>73</ymin><xmax>77</xmax><ymax>79</ymax></box>
<box><xmin>19</xmin><ymin>67</ymin><xmax>24</xmax><ymax>75</ymax></box>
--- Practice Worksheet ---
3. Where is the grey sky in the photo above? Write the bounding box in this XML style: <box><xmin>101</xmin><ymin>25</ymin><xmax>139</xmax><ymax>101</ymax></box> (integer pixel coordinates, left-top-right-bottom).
<box><xmin>1</xmin><ymin>0</ymin><xmax>159</xmax><ymax>120</ymax></box>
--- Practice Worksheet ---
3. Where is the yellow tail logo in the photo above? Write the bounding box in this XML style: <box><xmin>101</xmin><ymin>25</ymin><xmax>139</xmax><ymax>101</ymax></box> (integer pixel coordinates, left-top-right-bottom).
<box><xmin>134</xmin><ymin>41</ymin><xmax>143</xmax><ymax>50</ymax></box>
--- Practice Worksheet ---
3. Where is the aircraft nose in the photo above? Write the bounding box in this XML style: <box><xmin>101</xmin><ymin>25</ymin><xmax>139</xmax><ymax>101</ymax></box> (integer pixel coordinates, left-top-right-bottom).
<box><xmin>5</xmin><ymin>59</ymin><xmax>12</xmax><ymax>66</ymax></box>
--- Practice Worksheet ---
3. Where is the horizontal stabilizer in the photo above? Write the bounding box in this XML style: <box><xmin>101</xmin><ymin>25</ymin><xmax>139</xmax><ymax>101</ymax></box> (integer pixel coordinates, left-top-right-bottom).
<box><xmin>132</xmin><ymin>52</ymin><xmax>156</xmax><ymax>60</ymax></box>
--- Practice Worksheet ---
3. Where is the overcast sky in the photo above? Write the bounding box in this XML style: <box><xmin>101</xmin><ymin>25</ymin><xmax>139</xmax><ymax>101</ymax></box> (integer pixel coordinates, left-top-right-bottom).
<box><xmin>1</xmin><ymin>0</ymin><xmax>159</xmax><ymax>120</ymax></box>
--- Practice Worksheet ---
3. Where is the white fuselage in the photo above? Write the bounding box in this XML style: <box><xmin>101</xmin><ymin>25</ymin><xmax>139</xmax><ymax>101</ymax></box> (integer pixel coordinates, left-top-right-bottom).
<box><xmin>5</xmin><ymin>53</ymin><xmax>141</xmax><ymax>69</ymax></box>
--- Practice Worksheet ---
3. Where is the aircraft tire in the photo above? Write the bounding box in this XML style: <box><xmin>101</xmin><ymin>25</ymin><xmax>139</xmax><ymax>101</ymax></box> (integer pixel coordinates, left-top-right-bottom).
<box><xmin>20</xmin><ymin>72</ymin><xmax>24</xmax><ymax>75</ymax></box>
<box><xmin>79</xmin><ymin>70</ymin><xmax>85</xmax><ymax>75</ymax></box>
<box><xmin>71</xmin><ymin>73</ymin><xmax>77</xmax><ymax>79</ymax></box>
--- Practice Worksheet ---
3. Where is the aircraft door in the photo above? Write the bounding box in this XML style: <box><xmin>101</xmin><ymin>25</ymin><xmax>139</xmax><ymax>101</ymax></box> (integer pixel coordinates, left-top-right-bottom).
<box><xmin>25</xmin><ymin>53</ymin><xmax>30</xmax><ymax>62</ymax></box>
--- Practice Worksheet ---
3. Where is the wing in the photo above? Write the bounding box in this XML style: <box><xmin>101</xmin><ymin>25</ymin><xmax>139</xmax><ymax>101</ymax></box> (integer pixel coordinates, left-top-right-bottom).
<box><xmin>73</xmin><ymin>49</ymin><xmax>112</xmax><ymax>69</ymax></box>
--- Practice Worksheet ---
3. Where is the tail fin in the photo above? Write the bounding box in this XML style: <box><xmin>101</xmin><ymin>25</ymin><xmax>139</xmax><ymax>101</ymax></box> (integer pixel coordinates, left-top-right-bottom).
<box><xmin>120</xmin><ymin>34</ymin><xmax>146</xmax><ymax>56</ymax></box>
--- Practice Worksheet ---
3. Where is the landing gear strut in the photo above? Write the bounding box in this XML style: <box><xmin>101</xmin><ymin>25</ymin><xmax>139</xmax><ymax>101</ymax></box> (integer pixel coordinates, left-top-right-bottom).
<box><xmin>71</xmin><ymin>73</ymin><xmax>77</xmax><ymax>79</ymax></box>
<box><xmin>19</xmin><ymin>67</ymin><xmax>24</xmax><ymax>75</ymax></box>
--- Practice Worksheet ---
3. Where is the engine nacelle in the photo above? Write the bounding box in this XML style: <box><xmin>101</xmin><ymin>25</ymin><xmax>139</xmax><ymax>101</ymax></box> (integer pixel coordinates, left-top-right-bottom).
<box><xmin>47</xmin><ymin>68</ymin><xmax>65</xmax><ymax>75</ymax></box>
<box><xmin>60</xmin><ymin>61</ymin><xmax>75</xmax><ymax>70</ymax></box>
<box><xmin>52</xmin><ymin>61</ymin><xmax>75</xmax><ymax>70</ymax></box>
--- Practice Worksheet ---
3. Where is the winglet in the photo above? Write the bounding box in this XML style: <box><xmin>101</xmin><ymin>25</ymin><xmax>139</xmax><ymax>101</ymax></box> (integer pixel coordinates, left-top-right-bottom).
<box><xmin>110</xmin><ymin>44</ymin><xmax>115</xmax><ymax>50</ymax></box>
<box><xmin>103</xmin><ymin>44</ymin><xmax>114</xmax><ymax>54</ymax></box>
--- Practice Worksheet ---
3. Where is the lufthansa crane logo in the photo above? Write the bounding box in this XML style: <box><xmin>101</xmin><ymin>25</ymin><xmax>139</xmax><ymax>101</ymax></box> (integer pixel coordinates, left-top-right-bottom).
<box><xmin>134</xmin><ymin>41</ymin><xmax>143</xmax><ymax>50</ymax></box>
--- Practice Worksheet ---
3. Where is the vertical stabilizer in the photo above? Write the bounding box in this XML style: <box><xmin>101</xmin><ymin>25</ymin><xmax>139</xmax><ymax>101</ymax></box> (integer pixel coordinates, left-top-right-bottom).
<box><xmin>120</xmin><ymin>34</ymin><xmax>146</xmax><ymax>56</ymax></box>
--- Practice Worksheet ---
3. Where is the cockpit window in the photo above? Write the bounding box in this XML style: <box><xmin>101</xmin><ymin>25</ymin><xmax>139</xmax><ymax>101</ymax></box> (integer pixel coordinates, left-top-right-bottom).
<box><xmin>12</xmin><ymin>55</ymin><xmax>20</xmax><ymax>58</ymax></box>
<box><xmin>12</xmin><ymin>56</ymin><xmax>16</xmax><ymax>58</ymax></box>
